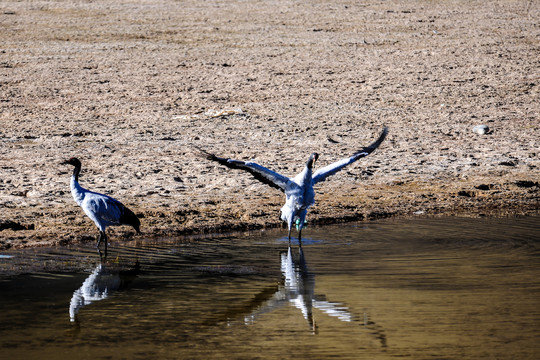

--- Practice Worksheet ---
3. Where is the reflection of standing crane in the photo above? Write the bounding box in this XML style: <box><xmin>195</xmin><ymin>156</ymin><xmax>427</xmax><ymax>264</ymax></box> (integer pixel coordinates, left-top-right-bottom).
<box><xmin>222</xmin><ymin>243</ymin><xmax>387</xmax><ymax>346</ymax></box>
<box><xmin>69</xmin><ymin>262</ymin><xmax>139</xmax><ymax>322</ymax></box>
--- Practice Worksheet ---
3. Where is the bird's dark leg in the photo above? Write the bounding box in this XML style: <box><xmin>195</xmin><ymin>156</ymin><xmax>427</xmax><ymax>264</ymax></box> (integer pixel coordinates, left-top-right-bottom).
<box><xmin>96</xmin><ymin>231</ymin><xmax>108</xmax><ymax>258</ymax></box>
<box><xmin>96</xmin><ymin>231</ymin><xmax>103</xmax><ymax>258</ymax></box>
<box><xmin>287</xmin><ymin>228</ymin><xmax>292</xmax><ymax>243</ymax></box>
<box><xmin>298</xmin><ymin>229</ymin><xmax>303</xmax><ymax>248</ymax></box>
<box><xmin>96</xmin><ymin>231</ymin><xmax>103</xmax><ymax>248</ymax></box>
<box><xmin>103</xmin><ymin>232</ymin><xmax>108</xmax><ymax>258</ymax></box>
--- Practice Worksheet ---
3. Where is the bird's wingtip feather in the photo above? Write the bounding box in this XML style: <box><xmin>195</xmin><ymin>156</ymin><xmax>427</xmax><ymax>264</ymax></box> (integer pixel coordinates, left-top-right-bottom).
<box><xmin>374</xmin><ymin>126</ymin><xmax>388</xmax><ymax>144</ymax></box>
<box><xmin>191</xmin><ymin>145</ymin><xmax>215</xmax><ymax>160</ymax></box>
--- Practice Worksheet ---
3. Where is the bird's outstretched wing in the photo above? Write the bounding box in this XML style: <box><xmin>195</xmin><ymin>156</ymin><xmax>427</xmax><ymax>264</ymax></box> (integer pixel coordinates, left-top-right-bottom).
<box><xmin>312</xmin><ymin>127</ymin><xmax>388</xmax><ymax>185</ymax></box>
<box><xmin>196</xmin><ymin>147</ymin><xmax>290</xmax><ymax>192</ymax></box>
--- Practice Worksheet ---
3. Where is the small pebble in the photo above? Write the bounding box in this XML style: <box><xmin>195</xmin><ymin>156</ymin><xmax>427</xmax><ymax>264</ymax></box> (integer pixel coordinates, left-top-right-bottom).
<box><xmin>472</xmin><ymin>125</ymin><xmax>489</xmax><ymax>135</ymax></box>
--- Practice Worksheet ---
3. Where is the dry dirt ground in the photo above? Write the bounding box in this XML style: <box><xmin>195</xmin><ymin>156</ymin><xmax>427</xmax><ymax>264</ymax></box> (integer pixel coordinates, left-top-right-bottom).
<box><xmin>1</xmin><ymin>0</ymin><xmax>539</xmax><ymax>250</ymax></box>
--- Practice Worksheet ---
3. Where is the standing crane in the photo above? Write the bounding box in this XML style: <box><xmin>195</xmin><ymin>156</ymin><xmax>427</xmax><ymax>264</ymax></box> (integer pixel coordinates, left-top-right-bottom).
<box><xmin>62</xmin><ymin>157</ymin><xmax>141</xmax><ymax>256</ymax></box>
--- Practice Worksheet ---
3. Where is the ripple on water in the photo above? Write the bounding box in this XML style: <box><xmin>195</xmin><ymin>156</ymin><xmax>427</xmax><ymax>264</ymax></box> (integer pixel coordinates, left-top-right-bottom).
<box><xmin>0</xmin><ymin>216</ymin><xmax>539</xmax><ymax>359</ymax></box>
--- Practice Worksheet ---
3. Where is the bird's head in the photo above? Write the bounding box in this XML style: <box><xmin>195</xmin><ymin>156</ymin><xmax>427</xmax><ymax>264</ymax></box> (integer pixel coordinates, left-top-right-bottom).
<box><xmin>307</xmin><ymin>153</ymin><xmax>319</xmax><ymax>169</ymax></box>
<box><xmin>61</xmin><ymin>157</ymin><xmax>82</xmax><ymax>168</ymax></box>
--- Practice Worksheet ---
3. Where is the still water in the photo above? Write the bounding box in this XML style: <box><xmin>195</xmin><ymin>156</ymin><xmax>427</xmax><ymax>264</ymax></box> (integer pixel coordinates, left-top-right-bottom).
<box><xmin>1</xmin><ymin>217</ymin><xmax>539</xmax><ymax>359</ymax></box>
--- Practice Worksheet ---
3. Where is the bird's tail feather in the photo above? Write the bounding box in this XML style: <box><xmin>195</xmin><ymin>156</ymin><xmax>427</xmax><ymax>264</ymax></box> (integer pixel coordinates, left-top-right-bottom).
<box><xmin>120</xmin><ymin>207</ymin><xmax>141</xmax><ymax>234</ymax></box>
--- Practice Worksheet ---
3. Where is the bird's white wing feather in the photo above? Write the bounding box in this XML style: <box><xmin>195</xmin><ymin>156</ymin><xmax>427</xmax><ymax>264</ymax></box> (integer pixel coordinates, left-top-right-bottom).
<box><xmin>312</xmin><ymin>155</ymin><xmax>360</xmax><ymax>184</ymax></box>
<box><xmin>312</xmin><ymin>127</ymin><xmax>388</xmax><ymax>185</ymax></box>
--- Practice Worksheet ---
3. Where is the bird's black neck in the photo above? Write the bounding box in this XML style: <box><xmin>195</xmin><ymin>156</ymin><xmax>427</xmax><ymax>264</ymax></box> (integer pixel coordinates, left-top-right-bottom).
<box><xmin>72</xmin><ymin>165</ymin><xmax>81</xmax><ymax>183</ymax></box>
<box><xmin>306</xmin><ymin>154</ymin><xmax>317</xmax><ymax>169</ymax></box>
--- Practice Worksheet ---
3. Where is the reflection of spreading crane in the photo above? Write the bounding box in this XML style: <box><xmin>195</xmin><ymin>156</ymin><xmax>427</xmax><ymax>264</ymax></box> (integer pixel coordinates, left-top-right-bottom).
<box><xmin>281</xmin><ymin>245</ymin><xmax>354</xmax><ymax>330</ymax></box>
<box><xmin>221</xmin><ymin>243</ymin><xmax>387</xmax><ymax>346</ymax></box>
<box><xmin>69</xmin><ymin>262</ymin><xmax>139</xmax><ymax>322</ymax></box>
<box><xmin>241</xmin><ymin>244</ymin><xmax>348</xmax><ymax>333</ymax></box>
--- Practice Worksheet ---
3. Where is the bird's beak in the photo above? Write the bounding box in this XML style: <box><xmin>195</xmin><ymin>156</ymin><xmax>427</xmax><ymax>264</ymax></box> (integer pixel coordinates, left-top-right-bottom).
<box><xmin>60</xmin><ymin>160</ymin><xmax>69</xmax><ymax>165</ymax></box>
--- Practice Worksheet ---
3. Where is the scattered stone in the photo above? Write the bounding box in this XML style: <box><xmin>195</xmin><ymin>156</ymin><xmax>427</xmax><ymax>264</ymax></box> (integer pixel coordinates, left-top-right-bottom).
<box><xmin>458</xmin><ymin>190</ymin><xmax>474</xmax><ymax>197</ymax></box>
<box><xmin>515</xmin><ymin>180</ymin><xmax>539</xmax><ymax>188</ymax></box>
<box><xmin>326</xmin><ymin>135</ymin><xmax>339</xmax><ymax>143</ymax></box>
<box><xmin>11</xmin><ymin>190</ymin><xmax>29</xmax><ymax>197</ymax></box>
<box><xmin>367</xmin><ymin>211</ymin><xmax>393</xmax><ymax>220</ymax></box>
<box><xmin>0</xmin><ymin>220</ymin><xmax>34</xmax><ymax>231</ymax></box>
<box><xmin>472</xmin><ymin>125</ymin><xmax>490</xmax><ymax>135</ymax></box>
<box><xmin>475</xmin><ymin>184</ymin><xmax>493</xmax><ymax>190</ymax></box>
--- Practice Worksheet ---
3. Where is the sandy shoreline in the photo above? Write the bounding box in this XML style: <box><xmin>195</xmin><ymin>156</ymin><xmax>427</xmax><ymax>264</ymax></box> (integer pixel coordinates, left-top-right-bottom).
<box><xmin>1</xmin><ymin>0</ymin><xmax>539</xmax><ymax>250</ymax></box>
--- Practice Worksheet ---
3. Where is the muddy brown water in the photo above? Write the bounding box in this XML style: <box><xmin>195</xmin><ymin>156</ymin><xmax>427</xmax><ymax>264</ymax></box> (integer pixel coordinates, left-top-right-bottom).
<box><xmin>1</xmin><ymin>216</ymin><xmax>539</xmax><ymax>359</ymax></box>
